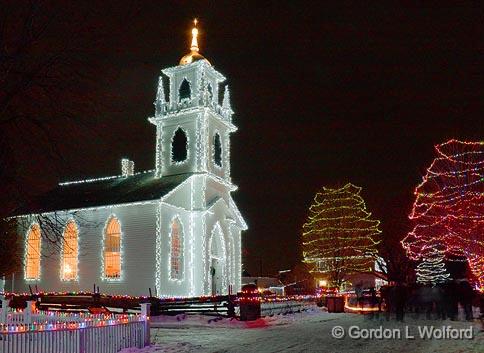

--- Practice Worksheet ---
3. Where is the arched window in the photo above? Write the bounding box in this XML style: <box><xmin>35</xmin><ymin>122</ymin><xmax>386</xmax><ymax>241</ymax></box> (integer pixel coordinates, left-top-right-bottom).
<box><xmin>104</xmin><ymin>217</ymin><xmax>121</xmax><ymax>279</ymax></box>
<box><xmin>214</xmin><ymin>133</ymin><xmax>222</xmax><ymax>167</ymax></box>
<box><xmin>172</xmin><ymin>128</ymin><xmax>188</xmax><ymax>163</ymax></box>
<box><xmin>25</xmin><ymin>224</ymin><xmax>41</xmax><ymax>280</ymax></box>
<box><xmin>178</xmin><ymin>79</ymin><xmax>191</xmax><ymax>102</ymax></box>
<box><xmin>170</xmin><ymin>219</ymin><xmax>183</xmax><ymax>280</ymax></box>
<box><xmin>61</xmin><ymin>221</ymin><xmax>78</xmax><ymax>281</ymax></box>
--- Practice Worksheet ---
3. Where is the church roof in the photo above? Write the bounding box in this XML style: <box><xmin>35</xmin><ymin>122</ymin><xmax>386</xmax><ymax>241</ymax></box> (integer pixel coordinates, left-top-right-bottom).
<box><xmin>15</xmin><ymin>171</ymin><xmax>191</xmax><ymax>216</ymax></box>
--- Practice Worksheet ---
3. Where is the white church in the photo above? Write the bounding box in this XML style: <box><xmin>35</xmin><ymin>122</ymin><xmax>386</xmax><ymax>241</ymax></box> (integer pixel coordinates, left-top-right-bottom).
<box><xmin>11</xmin><ymin>21</ymin><xmax>247</xmax><ymax>297</ymax></box>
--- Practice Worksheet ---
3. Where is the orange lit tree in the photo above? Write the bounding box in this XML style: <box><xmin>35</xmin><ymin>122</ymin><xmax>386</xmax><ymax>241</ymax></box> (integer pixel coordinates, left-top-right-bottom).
<box><xmin>302</xmin><ymin>183</ymin><xmax>381</xmax><ymax>288</ymax></box>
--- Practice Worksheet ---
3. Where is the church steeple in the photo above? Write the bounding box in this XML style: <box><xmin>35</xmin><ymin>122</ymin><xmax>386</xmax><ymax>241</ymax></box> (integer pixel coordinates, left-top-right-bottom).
<box><xmin>154</xmin><ymin>76</ymin><xmax>165</xmax><ymax>116</ymax></box>
<box><xmin>150</xmin><ymin>20</ymin><xmax>237</xmax><ymax>180</ymax></box>
<box><xmin>190</xmin><ymin>19</ymin><xmax>199</xmax><ymax>52</ymax></box>
<box><xmin>179</xmin><ymin>19</ymin><xmax>210</xmax><ymax>66</ymax></box>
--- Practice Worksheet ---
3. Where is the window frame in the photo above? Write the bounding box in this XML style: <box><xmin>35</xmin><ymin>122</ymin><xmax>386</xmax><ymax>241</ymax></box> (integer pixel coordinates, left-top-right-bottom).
<box><xmin>60</xmin><ymin>220</ymin><xmax>79</xmax><ymax>282</ymax></box>
<box><xmin>169</xmin><ymin>217</ymin><xmax>184</xmax><ymax>281</ymax></box>
<box><xmin>102</xmin><ymin>216</ymin><xmax>122</xmax><ymax>281</ymax></box>
<box><xmin>24</xmin><ymin>223</ymin><xmax>41</xmax><ymax>281</ymax></box>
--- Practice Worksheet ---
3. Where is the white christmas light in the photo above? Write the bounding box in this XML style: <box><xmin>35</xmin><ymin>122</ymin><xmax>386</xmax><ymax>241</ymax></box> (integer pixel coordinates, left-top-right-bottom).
<box><xmin>15</xmin><ymin>23</ymin><xmax>247</xmax><ymax>299</ymax></box>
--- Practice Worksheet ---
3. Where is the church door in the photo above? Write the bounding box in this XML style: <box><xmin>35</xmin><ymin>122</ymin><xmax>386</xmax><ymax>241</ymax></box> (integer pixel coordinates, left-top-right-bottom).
<box><xmin>210</xmin><ymin>224</ymin><xmax>227</xmax><ymax>295</ymax></box>
<box><xmin>211</xmin><ymin>257</ymin><xmax>225</xmax><ymax>295</ymax></box>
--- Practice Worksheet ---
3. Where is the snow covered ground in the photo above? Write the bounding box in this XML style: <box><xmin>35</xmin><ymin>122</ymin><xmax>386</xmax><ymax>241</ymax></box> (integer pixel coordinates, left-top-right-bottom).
<box><xmin>121</xmin><ymin>307</ymin><xmax>483</xmax><ymax>353</ymax></box>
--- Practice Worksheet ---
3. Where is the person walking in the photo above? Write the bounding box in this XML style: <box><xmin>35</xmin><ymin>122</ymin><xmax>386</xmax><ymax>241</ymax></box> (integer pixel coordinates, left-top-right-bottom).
<box><xmin>394</xmin><ymin>282</ymin><xmax>407</xmax><ymax>322</ymax></box>
<box><xmin>355</xmin><ymin>282</ymin><xmax>364</xmax><ymax>310</ymax></box>
<box><xmin>459</xmin><ymin>280</ymin><xmax>474</xmax><ymax>321</ymax></box>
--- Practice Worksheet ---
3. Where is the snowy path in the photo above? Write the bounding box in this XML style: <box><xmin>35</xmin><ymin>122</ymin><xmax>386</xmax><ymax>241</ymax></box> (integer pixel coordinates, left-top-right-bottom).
<box><xmin>122</xmin><ymin>308</ymin><xmax>483</xmax><ymax>353</ymax></box>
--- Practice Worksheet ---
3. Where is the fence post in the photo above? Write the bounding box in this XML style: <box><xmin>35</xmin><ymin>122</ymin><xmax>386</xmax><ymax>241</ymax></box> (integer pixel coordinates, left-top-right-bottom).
<box><xmin>0</xmin><ymin>296</ymin><xmax>8</xmax><ymax>323</ymax></box>
<box><xmin>140</xmin><ymin>303</ymin><xmax>151</xmax><ymax>347</ymax></box>
<box><xmin>79</xmin><ymin>327</ymin><xmax>86</xmax><ymax>353</ymax></box>
<box><xmin>25</xmin><ymin>300</ymin><xmax>35</xmax><ymax>324</ymax></box>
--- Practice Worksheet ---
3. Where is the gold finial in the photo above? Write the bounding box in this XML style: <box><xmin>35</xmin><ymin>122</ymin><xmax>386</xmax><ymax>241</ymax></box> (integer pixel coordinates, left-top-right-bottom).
<box><xmin>190</xmin><ymin>18</ymin><xmax>199</xmax><ymax>52</ymax></box>
<box><xmin>179</xmin><ymin>18</ymin><xmax>209</xmax><ymax>65</ymax></box>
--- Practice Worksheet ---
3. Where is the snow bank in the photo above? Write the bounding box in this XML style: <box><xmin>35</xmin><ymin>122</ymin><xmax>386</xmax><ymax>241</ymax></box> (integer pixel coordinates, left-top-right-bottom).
<box><xmin>149</xmin><ymin>308</ymin><xmax>318</xmax><ymax>329</ymax></box>
<box><xmin>118</xmin><ymin>342</ymin><xmax>196</xmax><ymax>353</ymax></box>
<box><xmin>125</xmin><ymin>307</ymin><xmax>483</xmax><ymax>353</ymax></box>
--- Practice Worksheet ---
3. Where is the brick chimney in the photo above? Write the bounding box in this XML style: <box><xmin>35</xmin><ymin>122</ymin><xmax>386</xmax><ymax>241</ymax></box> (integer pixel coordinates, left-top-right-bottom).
<box><xmin>121</xmin><ymin>158</ymin><xmax>134</xmax><ymax>177</ymax></box>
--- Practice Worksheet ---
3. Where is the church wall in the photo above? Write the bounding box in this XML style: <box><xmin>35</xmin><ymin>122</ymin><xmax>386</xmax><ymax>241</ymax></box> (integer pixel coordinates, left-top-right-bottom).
<box><xmin>231</xmin><ymin>224</ymin><xmax>242</xmax><ymax>293</ymax></box>
<box><xmin>183</xmin><ymin>214</ymin><xmax>205</xmax><ymax>296</ymax></box>
<box><xmin>13</xmin><ymin>202</ymin><xmax>158</xmax><ymax>296</ymax></box>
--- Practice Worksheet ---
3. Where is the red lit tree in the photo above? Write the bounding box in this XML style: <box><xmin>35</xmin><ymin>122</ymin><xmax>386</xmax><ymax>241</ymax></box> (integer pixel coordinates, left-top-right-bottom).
<box><xmin>402</xmin><ymin>140</ymin><xmax>484</xmax><ymax>288</ymax></box>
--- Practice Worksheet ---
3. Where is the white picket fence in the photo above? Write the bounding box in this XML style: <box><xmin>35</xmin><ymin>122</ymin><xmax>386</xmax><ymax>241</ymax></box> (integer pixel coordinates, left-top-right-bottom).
<box><xmin>260</xmin><ymin>299</ymin><xmax>312</xmax><ymax>316</ymax></box>
<box><xmin>0</xmin><ymin>298</ymin><xmax>150</xmax><ymax>353</ymax></box>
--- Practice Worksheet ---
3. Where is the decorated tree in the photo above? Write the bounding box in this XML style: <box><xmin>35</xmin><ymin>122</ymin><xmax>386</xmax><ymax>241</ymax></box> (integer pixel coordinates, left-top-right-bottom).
<box><xmin>415</xmin><ymin>240</ymin><xmax>450</xmax><ymax>285</ymax></box>
<box><xmin>402</xmin><ymin>140</ymin><xmax>484</xmax><ymax>288</ymax></box>
<box><xmin>302</xmin><ymin>183</ymin><xmax>382</xmax><ymax>288</ymax></box>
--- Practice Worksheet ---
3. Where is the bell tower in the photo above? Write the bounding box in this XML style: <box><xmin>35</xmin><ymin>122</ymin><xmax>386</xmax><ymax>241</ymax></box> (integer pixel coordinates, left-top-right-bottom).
<box><xmin>149</xmin><ymin>20</ymin><xmax>236</xmax><ymax>181</ymax></box>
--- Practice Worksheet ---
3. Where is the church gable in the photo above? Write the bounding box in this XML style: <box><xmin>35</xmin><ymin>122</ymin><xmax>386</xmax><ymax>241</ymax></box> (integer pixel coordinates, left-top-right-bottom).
<box><xmin>205</xmin><ymin>193</ymin><xmax>247</xmax><ymax>231</ymax></box>
<box><xmin>159</xmin><ymin>176</ymin><xmax>193</xmax><ymax>210</ymax></box>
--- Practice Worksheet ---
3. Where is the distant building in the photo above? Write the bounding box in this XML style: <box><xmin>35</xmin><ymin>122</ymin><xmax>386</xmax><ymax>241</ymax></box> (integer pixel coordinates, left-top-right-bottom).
<box><xmin>315</xmin><ymin>257</ymin><xmax>387</xmax><ymax>291</ymax></box>
<box><xmin>242</xmin><ymin>277</ymin><xmax>285</xmax><ymax>296</ymax></box>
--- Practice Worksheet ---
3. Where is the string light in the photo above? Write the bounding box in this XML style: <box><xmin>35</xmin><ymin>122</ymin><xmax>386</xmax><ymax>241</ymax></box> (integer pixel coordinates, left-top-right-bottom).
<box><xmin>402</xmin><ymin>139</ymin><xmax>483</xmax><ymax>288</ymax></box>
<box><xmin>100</xmin><ymin>215</ymin><xmax>124</xmax><ymax>282</ymax></box>
<box><xmin>58</xmin><ymin>169</ymin><xmax>154</xmax><ymax>186</ymax></box>
<box><xmin>0</xmin><ymin>312</ymin><xmax>145</xmax><ymax>334</ymax></box>
<box><xmin>302</xmin><ymin>183</ymin><xmax>382</xmax><ymax>287</ymax></box>
<box><xmin>415</xmin><ymin>241</ymin><xmax>451</xmax><ymax>285</ymax></box>
<box><xmin>14</xmin><ymin>20</ymin><xmax>247</xmax><ymax>299</ymax></box>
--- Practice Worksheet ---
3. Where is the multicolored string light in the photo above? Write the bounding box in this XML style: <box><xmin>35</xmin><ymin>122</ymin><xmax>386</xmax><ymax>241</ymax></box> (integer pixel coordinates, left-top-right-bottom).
<box><xmin>402</xmin><ymin>139</ymin><xmax>484</xmax><ymax>288</ymax></box>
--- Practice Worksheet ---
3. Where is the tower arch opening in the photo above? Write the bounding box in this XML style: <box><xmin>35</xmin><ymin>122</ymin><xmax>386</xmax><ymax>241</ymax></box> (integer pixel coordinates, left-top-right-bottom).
<box><xmin>171</xmin><ymin>128</ymin><xmax>188</xmax><ymax>163</ymax></box>
<box><xmin>178</xmin><ymin>79</ymin><xmax>191</xmax><ymax>102</ymax></box>
<box><xmin>214</xmin><ymin>133</ymin><xmax>222</xmax><ymax>167</ymax></box>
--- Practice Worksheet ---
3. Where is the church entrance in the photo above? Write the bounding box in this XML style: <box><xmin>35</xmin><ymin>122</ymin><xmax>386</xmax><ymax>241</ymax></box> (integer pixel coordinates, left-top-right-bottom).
<box><xmin>209</xmin><ymin>224</ymin><xmax>226</xmax><ymax>296</ymax></box>
<box><xmin>210</xmin><ymin>257</ymin><xmax>225</xmax><ymax>295</ymax></box>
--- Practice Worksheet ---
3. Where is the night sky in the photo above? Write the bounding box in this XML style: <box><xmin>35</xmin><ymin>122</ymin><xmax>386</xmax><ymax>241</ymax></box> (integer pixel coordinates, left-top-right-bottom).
<box><xmin>3</xmin><ymin>2</ymin><xmax>483</xmax><ymax>276</ymax></box>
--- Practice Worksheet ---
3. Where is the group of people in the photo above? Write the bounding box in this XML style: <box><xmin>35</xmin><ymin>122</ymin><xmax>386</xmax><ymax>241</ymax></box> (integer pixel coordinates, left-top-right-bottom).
<box><xmin>356</xmin><ymin>280</ymin><xmax>483</xmax><ymax>324</ymax></box>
